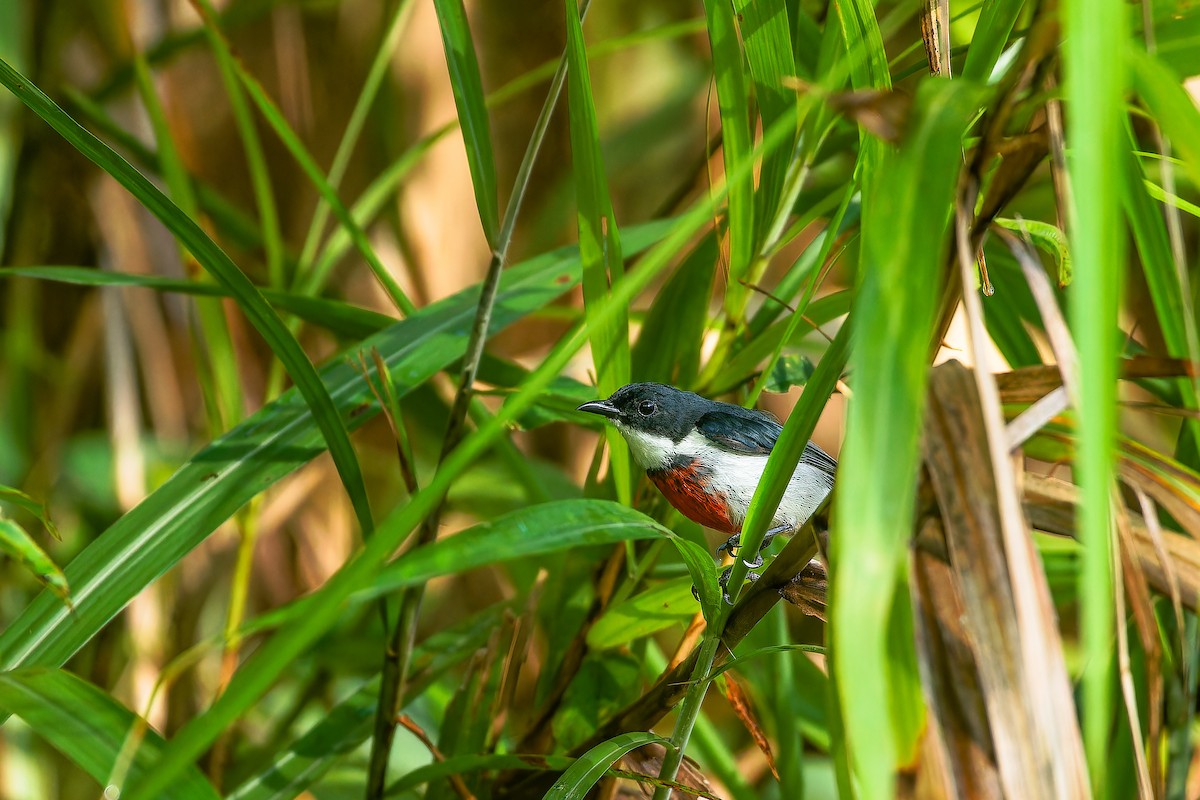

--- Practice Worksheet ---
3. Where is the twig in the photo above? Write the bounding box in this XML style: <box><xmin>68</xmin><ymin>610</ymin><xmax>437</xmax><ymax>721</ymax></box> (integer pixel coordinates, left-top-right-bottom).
<box><xmin>397</xmin><ymin>715</ymin><xmax>478</xmax><ymax>800</ymax></box>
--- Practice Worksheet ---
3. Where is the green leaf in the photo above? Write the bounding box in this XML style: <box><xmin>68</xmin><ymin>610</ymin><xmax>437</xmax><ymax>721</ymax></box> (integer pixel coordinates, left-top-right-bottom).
<box><xmin>733</xmin><ymin>0</ymin><xmax>797</xmax><ymax>235</ymax></box>
<box><xmin>632</xmin><ymin>232</ymin><xmax>718</xmax><ymax>387</ymax></box>
<box><xmin>0</xmin><ymin>236</ymin><xmax>617</xmax><ymax>672</ymax></box>
<box><xmin>962</xmin><ymin>0</ymin><xmax>1026</xmax><ymax>82</ymax></box>
<box><xmin>0</xmin><ymin>668</ymin><xmax>218</xmax><ymax>800</ymax></box>
<box><xmin>433</xmin><ymin>0</ymin><xmax>499</xmax><ymax>244</ymax></box>
<box><xmin>764</xmin><ymin>353</ymin><xmax>815</xmax><ymax>394</ymax></box>
<box><xmin>587</xmin><ymin>577</ymin><xmax>699</xmax><ymax>650</ymax></box>
<box><xmin>0</xmin><ymin>266</ymin><xmax>394</xmax><ymax>340</ymax></box>
<box><xmin>0</xmin><ymin>518</ymin><xmax>68</xmax><ymax>603</ymax></box>
<box><xmin>544</xmin><ymin>731</ymin><xmax>669</xmax><ymax>800</ymax></box>
<box><xmin>554</xmin><ymin>652</ymin><xmax>643</xmax><ymax>749</ymax></box>
<box><xmin>704</xmin><ymin>0</ymin><xmax>755</xmax><ymax>318</ymax></box>
<box><xmin>564</xmin><ymin>0</ymin><xmax>632</xmax><ymax>504</ymax></box>
<box><xmin>1129</xmin><ymin>48</ymin><xmax>1200</xmax><ymax>194</ymax></box>
<box><xmin>0</xmin><ymin>55</ymin><xmax>376</xmax><ymax>560</ymax></box>
<box><xmin>230</xmin><ymin>605</ymin><xmax>507</xmax><ymax>800</ymax></box>
<box><xmin>366</xmin><ymin>500</ymin><xmax>669</xmax><ymax>598</ymax></box>
<box><xmin>831</xmin><ymin>78</ymin><xmax>980</xmax><ymax>800</ymax></box>
<box><xmin>1067</xmin><ymin>0</ymin><xmax>1126</xmax><ymax>785</ymax></box>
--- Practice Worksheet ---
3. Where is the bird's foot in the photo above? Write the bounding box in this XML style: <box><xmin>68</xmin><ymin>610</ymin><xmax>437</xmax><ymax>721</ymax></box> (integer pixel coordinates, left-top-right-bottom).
<box><xmin>718</xmin><ymin>566</ymin><xmax>761</xmax><ymax>605</ymax></box>
<box><xmin>716</xmin><ymin>533</ymin><xmax>741</xmax><ymax>558</ymax></box>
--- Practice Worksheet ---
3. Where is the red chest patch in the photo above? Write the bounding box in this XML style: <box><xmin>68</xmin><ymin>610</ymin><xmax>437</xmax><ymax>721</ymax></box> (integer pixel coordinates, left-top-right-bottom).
<box><xmin>648</xmin><ymin>461</ymin><xmax>737</xmax><ymax>533</ymax></box>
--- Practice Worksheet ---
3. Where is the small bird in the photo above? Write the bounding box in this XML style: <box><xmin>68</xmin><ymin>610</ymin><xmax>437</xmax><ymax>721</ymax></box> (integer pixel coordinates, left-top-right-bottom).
<box><xmin>577</xmin><ymin>382</ymin><xmax>836</xmax><ymax>578</ymax></box>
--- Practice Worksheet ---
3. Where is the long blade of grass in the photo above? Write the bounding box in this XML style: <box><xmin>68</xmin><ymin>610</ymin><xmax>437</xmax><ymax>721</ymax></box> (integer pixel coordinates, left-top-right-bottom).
<box><xmin>831</xmin><ymin>78</ymin><xmax>980</xmax><ymax>799</ymax></box>
<box><xmin>545</xmin><ymin>732</ymin><xmax>669</xmax><ymax>800</ymax></box>
<box><xmin>0</xmin><ymin>230</ymin><xmax>659</xmax><ymax>672</ymax></box>
<box><xmin>125</xmin><ymin>134</ymin><xmax>751</xmax><ymax>799</ymax></box>
<box><xmin>703</xmin><ymin>0</ymin><xmax>755</xmax><ymax>321</ymax></box>
<box><xmin>732</xmin><ymin>0</ymin><xmax>796</xmax><ymax>239</ymax></box>
<box><xmin>0</xmin><ymin>668</ymin><xmax>218</xmax><ymax>800</ymax></box>
<box><xmin>294</xmin><ymin>0</ymin><xmax>415</xmax><ymax>282</ymax></box>
<box><xmin>0</xmin><ymin>266</ymin><xmax>394</xmax><ymax>339</ymax></box>
<box><xmin>189</xmin><ymin>0</ymin><xmax>414</xmax><ymax>316</ymax></box>
<box><xmin>0</xmin><ymin>55</ymin><xmax>377</xmax><ymax>549</ymax></box>
<box><xmin>565</xmin><ymin>0</ymin><xmax>632</xmax><ymax>503</ymax></box>
<box><xmin>1065</xmin><ymin>0</ymin><xmax>1126</xmax><ymax>786</ymax></box>
<box><xmin>432</xmin><ymin>0</ymin><xmax>499</xmax><ymax>246</ymax></box>
<box><xmin>962</xmin><ymin>0</ymin><xmax>1027</xmax><ymax>82</ymax></box>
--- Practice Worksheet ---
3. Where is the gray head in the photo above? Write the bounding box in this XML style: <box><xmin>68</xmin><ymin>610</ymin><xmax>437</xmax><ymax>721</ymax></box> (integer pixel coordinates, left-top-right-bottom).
<box><xmin>577</xmin><ymin>382</ymin><xmax>714</xmax><ymax>443</ymax></box>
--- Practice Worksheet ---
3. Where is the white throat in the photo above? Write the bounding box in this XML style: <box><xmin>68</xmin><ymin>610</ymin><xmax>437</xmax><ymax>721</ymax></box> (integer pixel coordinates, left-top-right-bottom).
<box><xmin>613</xmin><ymin>422</ymin><xmax>675</xmax><ymax>470</ymax></box>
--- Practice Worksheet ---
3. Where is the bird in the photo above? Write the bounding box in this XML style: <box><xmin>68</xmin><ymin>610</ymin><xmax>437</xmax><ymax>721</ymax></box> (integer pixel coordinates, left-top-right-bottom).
<box><xmin>577</xmin><ymin>382</ymin><xmax>836</xmax><ymax>594</ymax></box>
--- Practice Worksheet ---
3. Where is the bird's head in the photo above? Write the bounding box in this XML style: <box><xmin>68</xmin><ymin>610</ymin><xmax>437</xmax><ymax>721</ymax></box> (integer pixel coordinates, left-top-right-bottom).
<box><xmin>577</xmin><ymin>382</ymin><xmax>711</xmax><ymax>469</ymax></box>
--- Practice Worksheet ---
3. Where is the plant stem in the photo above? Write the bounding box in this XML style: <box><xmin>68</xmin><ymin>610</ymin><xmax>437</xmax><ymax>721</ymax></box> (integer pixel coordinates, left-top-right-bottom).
<box><xmin>362</xmin><ymin>5</ymin><xmax>587</xmax><ymax>794</ymax></box>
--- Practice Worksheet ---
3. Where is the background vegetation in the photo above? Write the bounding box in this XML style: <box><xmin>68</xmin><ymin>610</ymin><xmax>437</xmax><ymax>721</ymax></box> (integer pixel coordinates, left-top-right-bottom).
<box><xmin>2</xmin><ymin>0</ymin><xmax>1200</xmax><ymax>798</ymax></box>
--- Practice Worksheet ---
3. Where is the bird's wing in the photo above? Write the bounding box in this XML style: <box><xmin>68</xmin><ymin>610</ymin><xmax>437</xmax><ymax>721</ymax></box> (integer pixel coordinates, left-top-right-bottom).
<box><xmin>695</xmin><ymin>410</ymin><xmax>781</xmax><ymax>455</ymax></box>
<box><xmin>801</xmin><ymin>440</ymin><xmax>838</xmax><ymax>480</ymax></box>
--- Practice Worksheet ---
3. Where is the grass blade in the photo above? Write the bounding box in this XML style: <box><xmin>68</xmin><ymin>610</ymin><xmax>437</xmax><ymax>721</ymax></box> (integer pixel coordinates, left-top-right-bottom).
<box><xmin>0</xmin><ymin>55</ymin><xmax>377</xmax><ymax>553</ymax></box>
<box><xmin>565</xmin><ymin>0</ymin><xmax>632</xmax><ymax>502</ymax></box>
<box><xmin>831</xmin><ymin>78</ymin><xmax>980</xmax><ymax>799</ymax></box>
<box><xmin>1065</xmin><ymin>0</ymin><xmax>1126</xmax><ymax>787</ymax></box>
<box><xmin>433</xmin><ymin>0</ymin><xmax>499</xmax><ymax>245</ymax></box>
<box><xmin>0</xmin><ymin>237</ymin><xmax>615</xmax><ymax>672</ymax></box>
<box><xmin>545</xmin><ymin>731</ymin><xmax>668</xmax><ymax>800</ymax></box>
<box><xmin>703</xmin><ymin>0</ymin><xmax>755</xmax><ymax>320</ymax></box>
<box><xmin>0</xmin><ymin>668</ymin><xmax>218</xmax><ymax>800</ymax></box>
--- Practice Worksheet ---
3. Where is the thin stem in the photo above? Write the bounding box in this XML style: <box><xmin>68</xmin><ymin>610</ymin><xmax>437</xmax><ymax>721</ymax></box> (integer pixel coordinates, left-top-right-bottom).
<box><xmin>363</xmin><ymin>4</ymin><xmax>589</xmax><ymax>795</ymax></box>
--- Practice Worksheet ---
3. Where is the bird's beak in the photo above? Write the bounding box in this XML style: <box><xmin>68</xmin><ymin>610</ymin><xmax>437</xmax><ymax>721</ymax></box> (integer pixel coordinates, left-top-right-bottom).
<box><xmin>577</xmin><ymin>400</ymin><xmax>621</xmax><ymax>420</ymax></box>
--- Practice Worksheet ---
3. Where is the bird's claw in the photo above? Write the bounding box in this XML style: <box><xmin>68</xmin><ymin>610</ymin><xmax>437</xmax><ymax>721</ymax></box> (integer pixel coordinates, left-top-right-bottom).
<box><xmin>718</xmin><ymin>566</ymin><xmax>762</xmax><ymax>605</ymax></box>
<box><xmin>741</xmin><ymin>554</ymin><xmax>763</xmax><ymax>569</ymax></box>
<box><xmin>716</xmin><ymin>534</ymin><xmax>741</xmax><ymax>558</ymax></box>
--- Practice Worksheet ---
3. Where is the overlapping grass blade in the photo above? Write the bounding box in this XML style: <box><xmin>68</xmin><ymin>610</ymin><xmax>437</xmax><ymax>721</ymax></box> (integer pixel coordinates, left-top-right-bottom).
<box><xmin>962</xmin><ymin>0</ymin><xmax>1026</xmax><ymax>81</ymax></box>
<box><xmin>0</xmin><ymin>668</ymin><xmax>218</xmax><ymax>800</ymax></box>
<box><xmin>0</xmin><ymin>266</ymin><xmax>393</xmax><ymax>340</ymax></box>
<box><xmin>545</xmin><ymin>732</ymin><xmax>668</xmax><ymax>800</ymax></box>
<box><xmin>733</xmin><ymin>0</ymin><xmax>796</xmax><ymax>236</ymax></box>
<box><xmin>564</xmin><ymin>0</ymin><xmax>632</xmax><ymax>502</ymax></box>
<box><xmin>1065</xmin><ymin>0</ymin><xmax>1126</xmax><ymax>785</ymax></box>
<box><xmin>124</xmin><ymin>150</ymin><xmax>740</xmax><ymax>798</ymax></box>
<box><xmin>831</xmin><ymin>78</ymin><xmax>980</xmax><ymax>799</ymax></box>
<box><xmin>0</xmin><ymin>55</ymin><xmax>376</xmax><ymax>554</ymax></box>
<box><xmin>703</xmin><ymin>0</ymin><xmax>755</xmax><ymax>320</ymax></box>
<box><xmin>432</xmin><ymin>0</ymin><xmax>499</xmax><ymax>245</ymax></box>
<box><xmin>188</xmin><ymin>2</ymin><xmax>413</xmax><ymax>316</ymax></box>
<box><xmin>0</xmin><ymin>231</ymin><xmax>666</xmax><ymax>672</ymax></box>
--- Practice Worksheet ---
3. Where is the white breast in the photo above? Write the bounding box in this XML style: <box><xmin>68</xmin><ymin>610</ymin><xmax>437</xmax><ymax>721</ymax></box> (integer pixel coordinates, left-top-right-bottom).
<box><xmin>615</xmin><ymin>424</ymin><xmax>833</xmax><ymax>530</ymax></box>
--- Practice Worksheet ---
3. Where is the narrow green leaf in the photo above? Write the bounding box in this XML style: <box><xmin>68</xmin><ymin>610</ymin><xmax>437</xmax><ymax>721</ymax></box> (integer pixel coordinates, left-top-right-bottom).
<box><xmin>632</xmin><ymin>232</ymin><xmax>718</xmax><ymax>387</ymax></box>
<box><xmin>433</xmin><ymin>0</ymin><xmax>499</xmax><ymax>244</ymax></box>
<box><xmin>0</xmin><ymin>266</ymin><xmax>394</xmax><ymax>340</ymax></box>
<box><xmin>388</xmin><ymin>753</ymin><xmax>576</xmax><ymax>797</ymax></box>
<box><xmin>831</xmin><ymin>78</ymin><xmax>980</xmax><ymax>800</ymax></box>
<box><xmin>545</xmin><ymin>731</ymin><xmax>669</xmax><ymax>800</ymax></box>
<box><xmin>0</xmin><ymin>668</ymin><xmax>218</xmax><ymax>800</ymax></box>
<box><xmin>0</xmin><ymin>55</ymin><xmax>376</xmax><ymax>560</ymax></box>
<box><xmin>231</xmin><ymin>605</ymin><xmax>507</xmax><ymax>800</ymax></box>
<box><xmin>733</xmin><ymin>0</ymin><xmax>797</xmax><ymax>235</ymax></box>
<box><xmin>0</xmin><ymin>519</ymin><xmax>68</xmax><ymax>603</ymax></box>
<box><xmin>1130</xmin><ymin>48</ymin><xmax>1200</xmax><ymax>194</ymax></box>
<box><xmin>1066</xmin><ymin>0</ymin><xmax>1126</xmax><ymax>787</ymax></box>
<box><xmin>704</xmin><ymin>0</ymin><xmax>755</xmax><ymax>318</ymax></box>
<box><xmin>366</xmin><ymin>500</ymin><xmax>669</xmax><ymax>598</ymax></box>
<box><xmin>565</xmin><ymin>0</ymin><xmax>632</xmax><ymax>503</ymax></box>
<box><xmin>587</xmin><ymin>577</ymin><xmax>699</xmax><ymax>650</ymax></box>
<box><xmin>0</xmin><ymin>236</ymin><xmax>619</xmax><ymax>672</ymax></box>
<box><xmin>962</xmin><ymin>0</ymin><xmax>1026</xmax><ymax>82</ymax></box>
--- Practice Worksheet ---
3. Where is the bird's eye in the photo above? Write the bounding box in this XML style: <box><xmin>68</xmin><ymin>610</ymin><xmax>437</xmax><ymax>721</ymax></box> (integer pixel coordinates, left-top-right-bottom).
<box><xmin>638</xmin><ymin>400</ymin><xmax>657</xmax><ymax>416</ymax></box>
